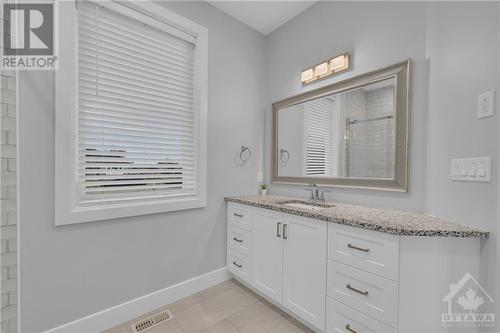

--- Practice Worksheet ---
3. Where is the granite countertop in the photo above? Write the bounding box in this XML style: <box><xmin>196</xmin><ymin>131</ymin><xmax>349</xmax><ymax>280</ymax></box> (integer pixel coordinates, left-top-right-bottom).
<box><xmin>224</xmin><ymin>195</ymin><xmax>489</xmax><ymax>238</ymax></box>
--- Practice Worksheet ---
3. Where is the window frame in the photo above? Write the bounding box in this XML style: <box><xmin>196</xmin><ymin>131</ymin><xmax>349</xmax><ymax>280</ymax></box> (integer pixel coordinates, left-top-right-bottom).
<box><xmin>55</xmin><ymin>0</ymin><xmax>208</xmax><ymax>226</ymax></box>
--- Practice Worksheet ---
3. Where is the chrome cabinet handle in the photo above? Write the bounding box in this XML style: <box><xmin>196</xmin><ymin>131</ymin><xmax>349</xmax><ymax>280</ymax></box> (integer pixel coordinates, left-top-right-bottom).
<box><xmin>232</xmin><ymin>261</ymin><xmax>242</xmax><ymax>268</ymax></box>
<box><xmin>283</xmin><ymin>224</ymin><xmax>288</xmax><ymax>239</ymax></box>
<box><xmin>345</xmin><ymin>324</ymin><xmax>357</xmax><ymax>333</ymax></box>
<box><xmin>233</xmin><ymin>213</ymin><xmax>244</xmax><ymax>218</ymax></box>
<box><xmin>233</xmin><ymin>237</ymin><xmax>243</xmax><ymax>243</ymax></box>
<box><xmin>347</xmin><ymin>243</ymin><xmax>370</xmax><ymax>253</ymax></box>
<box><xmin>347</xmin><ymin>284</ymin><xmax>369</xmax><ymax>296</ymax></box>
<box><xmin>277</xmin><ymin>222</ymin><xmax>282</xmax><ymax>238</ymax></box>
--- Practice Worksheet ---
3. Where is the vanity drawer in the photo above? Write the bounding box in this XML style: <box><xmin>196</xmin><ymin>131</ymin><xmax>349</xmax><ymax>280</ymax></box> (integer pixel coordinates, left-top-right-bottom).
<box><xmin>326</xmin><ymin>297</ymin><xmax>397</xmax><ymax>333</ymax></box>
<box><xmin>228</xmin><ymin>203</ymin><xmax>252</xmax><ymax>231</ymax></box>
<box><xmin>326</xmin><ymin>297</ymin><xmax>396</xmax><ymax>333</ymax></box>
<box><xmin>227</xmin><ymin>250</ymin><xmax>251</xmax><ymax>281</ymax></box>
<box><xmin>327</xmin><ymin>260</ymin><xmax>398</xmax><ymax>328</ymax></box>
<box><xmin>228</xmin><ymin>225</ymin><xmax>251</xmax><ymax>257</ymax></box>
<box><xmin>328</xmin><ymin>223</ymin><xmax>399</xmax><ymax>281</ymax></box>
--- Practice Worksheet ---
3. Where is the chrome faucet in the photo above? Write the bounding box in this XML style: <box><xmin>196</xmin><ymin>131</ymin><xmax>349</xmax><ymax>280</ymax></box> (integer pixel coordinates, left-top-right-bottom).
<box><xmin>308</xmin><ymin>184</ymin><xmax>319</xmax><ymax>201</ymax></box>
<box><xmin>307</xmin><ymin>184</ymin><xmax>330</xmax><ymax>202</ymax></box>
<box><xmin>319</xmin><ymin>188</ymin><xmax>330</xmax><ymax>202</ymax></box>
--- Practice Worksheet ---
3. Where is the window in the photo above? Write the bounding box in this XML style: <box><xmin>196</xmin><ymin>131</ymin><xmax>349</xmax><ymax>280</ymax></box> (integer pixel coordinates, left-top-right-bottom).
<box><xmin>55</xmin><ymin>1</ymin><xmax>207</xmax><ymax>225</ymax></box>
<box><xmin>303</xmin><ymin>99</ymin><xmax>334</xmax><ymax>176</ymax></box>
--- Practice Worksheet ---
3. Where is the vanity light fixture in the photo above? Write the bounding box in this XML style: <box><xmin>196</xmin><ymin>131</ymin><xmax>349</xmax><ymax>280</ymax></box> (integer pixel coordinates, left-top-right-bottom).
<box><xmin>301</xmin><ymin>68</ymin><xmax>314</xmax><ymax>83</ymax></box>
<box><xmin>330</xmin><ymin>53</ymin><xmax>349</xmax><ymax>73</ymax></box>
<box><xmin>301</xmin><ymin>53</ymin><xmax>350</xmax><ymax>84</ymax></box>
<box><xmin>314</xmin><ymin>62</ymin><xmax>329</xmax><ymax>77</ymax></box>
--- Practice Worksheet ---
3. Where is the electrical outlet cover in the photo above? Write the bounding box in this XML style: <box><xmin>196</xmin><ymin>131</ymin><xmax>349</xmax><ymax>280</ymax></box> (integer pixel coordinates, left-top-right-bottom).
<box><xmin>478</xmin><ymin>90</ymin><xmax>495</xmax><ymax>119</ymax></box>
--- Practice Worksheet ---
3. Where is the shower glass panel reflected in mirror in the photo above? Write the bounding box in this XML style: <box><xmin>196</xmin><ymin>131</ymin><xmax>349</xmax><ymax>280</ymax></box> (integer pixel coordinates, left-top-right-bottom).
<box><xmin>277</xmin><ymin>78</ymin><xmax>396</xmax><ymax>179</ymax></box>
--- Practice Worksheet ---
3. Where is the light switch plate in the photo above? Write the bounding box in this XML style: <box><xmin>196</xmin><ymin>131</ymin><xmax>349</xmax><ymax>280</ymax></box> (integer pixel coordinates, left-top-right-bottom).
<box><xmin>451</xmin><ymin>157</ymin><xmax>491</xmax><ymax>182</ymax></box>
<box><xmin>478</xmin><ymin>90</ymin><xmax>495</xmax><ymax>119</ymax></box>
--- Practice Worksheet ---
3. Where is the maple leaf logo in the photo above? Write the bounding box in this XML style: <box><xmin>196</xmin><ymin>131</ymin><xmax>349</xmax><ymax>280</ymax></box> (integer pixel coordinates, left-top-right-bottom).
<box><xmin>457</xmin><ymin>288</ymin><xmax>485</xmax><ymax>313</ymax></box>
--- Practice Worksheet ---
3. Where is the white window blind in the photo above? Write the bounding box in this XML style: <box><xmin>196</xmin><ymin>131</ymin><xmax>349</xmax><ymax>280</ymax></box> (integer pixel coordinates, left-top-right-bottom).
<box><xmin>304</xmin><ymin>99</ymin><xmax>333</xmax><ymax>176</ymax></box>
<box><xmin>76</xmin><ymin>0</ymin><xmax>197</xmax><ymax>202</ymax></box>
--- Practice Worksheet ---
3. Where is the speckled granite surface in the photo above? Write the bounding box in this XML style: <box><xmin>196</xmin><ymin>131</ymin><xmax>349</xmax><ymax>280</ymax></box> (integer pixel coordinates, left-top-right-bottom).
<box><xmin>224</xmin><ymin>195</ymin><xmax>489</xmax><ymax>238</ymax></box>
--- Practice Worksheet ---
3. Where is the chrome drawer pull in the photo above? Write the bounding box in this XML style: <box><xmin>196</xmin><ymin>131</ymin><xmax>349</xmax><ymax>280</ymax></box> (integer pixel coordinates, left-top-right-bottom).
<box><xmin>232</xmin><ymin>237</ymin><xmax>243</xmax><ymax>243</ymax></box>
<box><xmin>347</xmin><ymin>243</ymin><xmax>370</xmax><ymax>253</ymax></box>
<box><xmin>277</xmin><ymin>222</ymin><xmax>282</xmax><ymax>238</ymax></box>
<box><xmin>345</xmin><ymin>324</ymin><xmax>357</xmax><ymax>333</ymax></box>
<box><xmin>232</xmin><ymin>261</ymin><xmax>242</xmax><ymax>268</ymax></box>
<box><xmin>233</xmin><ymin>213</ymin><xmax>244</xmax><ymax>218</ymax></box>
<box><xmin>347</xmin><ymin>284</ymin><xmax>369</xmax><ymax>296</ymax></box>
<box><xmin>283</xmin><ymin>224</ymin><xmax>288</xmax><ymax>239</ymax></box>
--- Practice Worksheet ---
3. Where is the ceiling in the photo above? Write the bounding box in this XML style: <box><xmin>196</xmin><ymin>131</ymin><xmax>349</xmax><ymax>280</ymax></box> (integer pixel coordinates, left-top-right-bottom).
<box><xmin>207</xmin><ymin>1</ymin><xmax>317</xmax><ymax>35</ymax></box>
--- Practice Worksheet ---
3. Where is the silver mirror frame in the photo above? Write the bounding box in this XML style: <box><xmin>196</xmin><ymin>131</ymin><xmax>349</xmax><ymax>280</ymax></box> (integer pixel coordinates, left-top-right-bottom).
<box><xmin>271</xmin><ymin>60</ymin><xmax>411</xmax><ymax>192</ymax></box>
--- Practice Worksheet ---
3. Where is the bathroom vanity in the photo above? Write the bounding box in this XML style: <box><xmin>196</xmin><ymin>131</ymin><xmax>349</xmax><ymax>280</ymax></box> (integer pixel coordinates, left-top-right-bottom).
<box><xmin>224</xmin><ymin>195</ymin><xmax>488</xmax><ymax>333</ymax></box>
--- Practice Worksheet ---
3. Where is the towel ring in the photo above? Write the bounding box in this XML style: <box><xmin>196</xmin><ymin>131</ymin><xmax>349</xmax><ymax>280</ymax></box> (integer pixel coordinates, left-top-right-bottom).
<box><xmin>280</xmin><ymin>149</ymin><xmax>290</xmax><ymax>163</ymax></box>
<box><xmin>240</xmin><ymin>146</ymin><xmax>252</xmax><ymax>163</ymax></box>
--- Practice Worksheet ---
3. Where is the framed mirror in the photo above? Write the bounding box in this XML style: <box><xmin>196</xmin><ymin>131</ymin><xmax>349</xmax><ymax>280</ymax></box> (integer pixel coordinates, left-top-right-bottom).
<box><xmin>272</xmin><ymin>60</ymin><xmax>410</xmax><ymax>191</ymax></box>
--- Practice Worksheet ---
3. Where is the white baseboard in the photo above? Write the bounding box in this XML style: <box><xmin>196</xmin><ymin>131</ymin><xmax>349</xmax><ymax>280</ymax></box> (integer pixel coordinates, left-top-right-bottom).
<box><xmin>43</xmin><ymin>267</ymin><xmax>230</xmax><ymax>333</ymax></box>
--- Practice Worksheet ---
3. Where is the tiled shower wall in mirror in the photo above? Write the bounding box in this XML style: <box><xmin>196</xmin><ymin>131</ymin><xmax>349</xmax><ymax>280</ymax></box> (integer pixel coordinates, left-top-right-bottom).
<box><xmin>345</xmin><ymin>85</ymin><xmax>395</xmax><ymax>178</ymax></box>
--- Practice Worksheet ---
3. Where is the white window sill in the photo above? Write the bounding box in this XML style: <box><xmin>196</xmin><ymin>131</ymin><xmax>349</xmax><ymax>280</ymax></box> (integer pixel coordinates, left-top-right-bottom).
<box><xmin>55</xmin><ymin>196</ymin><xmax>206</xmax><ymax>226</ymax></box>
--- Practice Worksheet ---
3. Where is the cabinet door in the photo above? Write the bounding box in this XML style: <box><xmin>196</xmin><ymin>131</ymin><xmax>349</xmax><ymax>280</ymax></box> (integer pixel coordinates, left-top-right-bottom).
<box><xmin>282</xmin><ymin>214</ymin><xmax>327</xmax><ymax>331</ymax></box>
<box><xmin>251</xmin><ymin>208</ymin><xmax>283</xmax><ymax>303</ymax></box>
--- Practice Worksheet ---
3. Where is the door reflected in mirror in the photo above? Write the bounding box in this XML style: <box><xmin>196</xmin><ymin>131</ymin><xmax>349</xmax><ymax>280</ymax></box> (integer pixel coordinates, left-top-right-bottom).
<box><xmin>277</xmin><ymin>78</ymin><xmax>396</xmax><ymax>179</ymax></box>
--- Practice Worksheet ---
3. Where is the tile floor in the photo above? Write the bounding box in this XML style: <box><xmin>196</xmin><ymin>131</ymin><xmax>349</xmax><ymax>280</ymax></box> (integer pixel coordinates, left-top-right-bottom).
<box><xmin>103</xmin><ymin>279</ymin><xmax>315</xmax><ymax>333</ymax></box>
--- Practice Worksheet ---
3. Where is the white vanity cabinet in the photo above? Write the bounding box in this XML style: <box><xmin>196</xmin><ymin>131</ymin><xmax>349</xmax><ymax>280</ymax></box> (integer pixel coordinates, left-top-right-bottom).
<box><xmin>226</xmin><ymin>201</ymin><xmax>482</xmax><ymax>333</ymax></box>
<box><xmin>227</xmin><ymin>203</ymin><xmax>327</xmax><ymax>331</ymax></box>
<box><xmin>281</xmin><ymin>214</ymin><xmax>327</xmax><ymax>329</ymax></box>
<box><xmin>326</xmin><ymin>224</ymin><xmax>400</xmax><ymax>332</ymax></box>
<box><xmin>226</xmin><ymin>203</ymin><xmax>252</xmax><ymax>281</ymax></box>
<box><xmin>251</xmin><ymin>207</ymin><xmax>283</xmax><ymax>303</ymax></box>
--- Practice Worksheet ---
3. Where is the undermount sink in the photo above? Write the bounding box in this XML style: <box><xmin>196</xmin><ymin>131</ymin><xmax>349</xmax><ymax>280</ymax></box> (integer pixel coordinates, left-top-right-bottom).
<box><xmin>277</xmin><ymin>200</ymin><xmax>335</xmax><ymax>211</ymax></box>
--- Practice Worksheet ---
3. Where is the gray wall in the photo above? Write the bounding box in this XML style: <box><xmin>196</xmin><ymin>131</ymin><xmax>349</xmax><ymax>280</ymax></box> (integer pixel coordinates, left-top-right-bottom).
<box><xmin>424</xmin><ymin>2</ymin><xmax>499</xmax><ymax>314</ymax></box>
<box><xmin>497</xmin><ymin>2</ymin><xmax>500</xmax><ymax>326</ymax></box>
<box><xmin>18</xmin><ymin>2</ymin><xmax>266</xmax><ymax>331</ymax></box>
